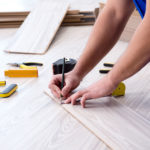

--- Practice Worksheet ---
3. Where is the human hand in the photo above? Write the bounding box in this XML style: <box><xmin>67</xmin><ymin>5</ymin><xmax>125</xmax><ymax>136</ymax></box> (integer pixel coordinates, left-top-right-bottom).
<box><xmin>49</xmin><ymin>71</ymin><xmax>82</xmax><ymax>99</ymax></box>
<box><xmin>65</xmin><ymin>75</ymin><xmax>118</xmax><ymax>108</ymax></box>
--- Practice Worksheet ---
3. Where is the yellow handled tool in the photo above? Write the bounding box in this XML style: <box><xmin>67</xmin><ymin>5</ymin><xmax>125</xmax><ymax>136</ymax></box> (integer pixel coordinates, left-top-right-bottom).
<box><xmin>19</xmin><ymin>65</ymin><xmax>37</xmax><ymax>70</ymax></box>
<box><xmin>7</xmin><ymin>62</ymin><xmax>43</xmax><ymax>69</ymax></box>
<box><xmin>0</xmin><ymin>84</ymin><xmax>18</xmax><ymax>98</ymax></box>
<box><xmin>0</xmin><ymin>81</ymin><xmax>6</xmax><ymax>86</ymax></box>
<box><xmin>4</xmin><ymin>69</ymin><xmax>38</xmax><ymax>77</ymax></box>
<box><xmin>99</xmin><ymin>62</ymin><xmax>114</xmax><ymax>74</ymax></box>
<box><xmin>112</xmin><ymin>82</ymin><xmax>126</xmax><ymax>97</ymax></box>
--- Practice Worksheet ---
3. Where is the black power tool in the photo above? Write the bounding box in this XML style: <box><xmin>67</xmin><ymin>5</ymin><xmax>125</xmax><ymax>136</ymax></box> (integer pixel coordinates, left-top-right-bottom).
<box><xmin>52</xmin><ymin>58</ymin><xmax>77</xmax><ymax>75</ymax></box>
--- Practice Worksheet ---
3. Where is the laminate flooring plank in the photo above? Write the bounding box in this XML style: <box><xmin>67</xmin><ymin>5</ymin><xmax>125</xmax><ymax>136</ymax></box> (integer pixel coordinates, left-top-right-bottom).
<box><xmin>0</xmin><ymin>93</ymin><xmax>109</xmax><ymax>150</ymax></box>
<box><xmin>0</xmin><ymin>21</ymin><xmax>23</xmax><ymax>25</ymax></box>
<box><xmin>0</xmin><ymin>24</ymin><xmax>21</xmax><ymax>28</ymax></box>
<box><xmin>62</xmin><ymin>22</ymin><xmax>94</xmax><ymax>26</ymax></box>
<box><xmin>4</xmin><ymin>0</ymin><xmax>69</xmax><ymax>54</ymax></box>
<box><xmin>45</xmin><ymin>90</ymin><xmax>150</xmax><ymax>150</ymax></box>
<box><xmin>0</xmin><ymin>66</ymin><xmax>110</xmax><ymax>150</ymax></box>
<box><xmin>0</xmin><ymin>16</ymin><xmax>26</xmax><ymax>22</ymax></box>
<box><xmin>115</xmin><ymin>64</ymin><xmax>150</xmax><ymax>121</ymax></box>
<box><xmin>3</xmin><ymin>24</ymin><xmax>149</xmax><ymax>149</ymax></box>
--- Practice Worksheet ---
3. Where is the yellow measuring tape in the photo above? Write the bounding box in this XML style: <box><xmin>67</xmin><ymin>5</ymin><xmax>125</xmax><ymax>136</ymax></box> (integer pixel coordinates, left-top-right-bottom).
<box><xmin>112</xmin><ymin>82</ymin><xmax>126</xmax><ymax>97</ymax></box>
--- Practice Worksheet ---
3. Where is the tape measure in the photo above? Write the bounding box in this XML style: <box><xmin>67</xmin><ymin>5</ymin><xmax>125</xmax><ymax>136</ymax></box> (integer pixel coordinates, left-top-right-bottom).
<box><xmin>53</xmin><ymin>58</ymin><xmax>77</xmax><ymax>74</ymax></box>
<box><xmin>112</xmin><ymin>82</ymin><xmax>126</xmax><ymax>97</ymax></box>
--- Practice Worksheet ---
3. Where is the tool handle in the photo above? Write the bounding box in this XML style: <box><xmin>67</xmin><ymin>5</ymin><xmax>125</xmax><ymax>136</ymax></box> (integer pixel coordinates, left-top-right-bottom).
<box><xmin>23</xmin><ymin>62</ymin><xmax>43</xmax><ymax>66</ymax></box>
<box><xmin>20</xmin><ymin>65</ymin><xmax>37</xmax><ymax>70</ymax></box>
<box><xmin>99</xmin><ymin>69</ymin><xmax>111</xmax><ymax>74</ymax></box>
<box><xmin>0</xmin><ymin>81</ymin><xmax>6</xmax><ymax>86</ymax></box>
<box><xmin>103</xmin><ymin>63</ymin><xmax>114</xmax><ymax>67</ymax></box>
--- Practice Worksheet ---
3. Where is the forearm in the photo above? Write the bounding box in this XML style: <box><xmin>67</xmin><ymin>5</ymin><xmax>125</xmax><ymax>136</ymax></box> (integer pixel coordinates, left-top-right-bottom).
<box><xmin>108</xmin><ymin>17</ymin><xmax>150</xmax><ymax>86</ymax></box>
<box><xmin>72</xmin><ymin>4</ymin><xmax>134</xmax><ymax>79</ymax></box>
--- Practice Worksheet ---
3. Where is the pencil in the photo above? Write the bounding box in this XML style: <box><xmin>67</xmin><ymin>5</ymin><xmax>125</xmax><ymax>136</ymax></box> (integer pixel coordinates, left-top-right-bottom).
<box><xmin>60</xmin><ymin>58</ymin><xmax>65</xmax><ymax>102</ymax></box>
<box><xmin>61</xmin><ymin>57</ymin><xmax>65</xmax><ymax>90</ymax></box>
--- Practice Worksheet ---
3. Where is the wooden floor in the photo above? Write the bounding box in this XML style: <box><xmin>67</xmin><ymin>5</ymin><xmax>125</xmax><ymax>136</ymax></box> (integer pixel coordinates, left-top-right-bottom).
<box><xmin>0</xmin><ymin>0</ymin><xmax>150</xmax><ymax>150</ymax></box>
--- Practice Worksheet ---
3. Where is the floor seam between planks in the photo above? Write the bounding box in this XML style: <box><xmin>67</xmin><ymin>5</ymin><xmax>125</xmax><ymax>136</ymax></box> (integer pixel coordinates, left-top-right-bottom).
<box><xmin>44</xmin><ymin>91</ymin><xmax>113</xmax><ymax>150</ymax></box>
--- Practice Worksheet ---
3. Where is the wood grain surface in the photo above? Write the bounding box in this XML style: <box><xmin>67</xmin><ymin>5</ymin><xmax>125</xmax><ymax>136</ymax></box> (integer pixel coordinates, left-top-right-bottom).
<box><xmin>0</xmin><ymin>79</ymin><xmax>110</xmax><ymax>150</ymax></box>
<box><xmin>44</xmin><ymin>89</ymin><xmax>150</xmax><ymax>150</ymax></box>
<box><xmin>0</xmin><ymin>25</ymin><xmax>149</xmax><ymax>149</ymax></box>
<box><xmin>0</xmin><ymin>25</ymin><xmax>111</xmax><ymax>150</ymax></box>
<box><xmin>4</xmin><ymin>0</ymin><xmax>69</xmax><ymax>54</ymax></box>
<box><xmin>0</xmin><ymin>0</ymin><xmax>149</xmax><ymax>149</ymax></box>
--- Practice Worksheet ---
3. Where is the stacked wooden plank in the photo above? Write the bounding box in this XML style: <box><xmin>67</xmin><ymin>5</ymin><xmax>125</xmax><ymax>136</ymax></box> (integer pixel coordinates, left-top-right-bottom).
<box><xmin>0</xmin><ymin>2</ymin><xmax>29</xmax><ymax>28</ymax></box>
<box><xmin>100</xmin><ymin>3</ymin><xmax>142</xmax><ymax>42</ymax></box>
<box><xmin>0</xmin><ymin>8</ymin><xmax>99</xmax><ymax>28</ymax></box>
<box><xmin>62</xmin><ymin>8</ymin><xmax>99</xmax><ymax>26</ymax></box>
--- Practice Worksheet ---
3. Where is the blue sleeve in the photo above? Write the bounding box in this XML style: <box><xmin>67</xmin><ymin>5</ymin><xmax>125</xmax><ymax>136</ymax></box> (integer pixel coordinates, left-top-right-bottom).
<box><xmin>133</xmin><ymin>0</ymin><xmax>146</xmax><ymax>19</ymax></box>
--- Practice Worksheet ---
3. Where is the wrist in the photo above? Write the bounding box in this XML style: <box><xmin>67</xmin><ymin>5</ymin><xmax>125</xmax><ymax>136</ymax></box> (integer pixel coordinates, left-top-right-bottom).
<box><xmin>69</xmin><ymin>69</ymin><xmax>85</xmax><ymax>81</ymax></box>
<box><xmin>107</xmin><ymin>72</ymin><xmax>121</xmax><ymax>88</ymax></box>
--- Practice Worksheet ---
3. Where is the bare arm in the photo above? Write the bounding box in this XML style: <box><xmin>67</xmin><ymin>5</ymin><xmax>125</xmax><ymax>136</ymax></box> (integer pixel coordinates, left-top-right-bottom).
<box><xmin>49</xmin><ymin>0</ymin><xmax>135</xmax><ymax>100</ymax></box>
<box><xmin>65</xmin><ymin>0</ymin><xmax>150</xmax><ymax>108</ymax></box>
<box><xmin>108</xmin><ymin>0</ymin><xmax>150</xmax><ymax>86</ymax></box>
<box><xmin>72</xmin><ymin>0</ymin><xmax>135</xmax><ymax>79</ymax></box>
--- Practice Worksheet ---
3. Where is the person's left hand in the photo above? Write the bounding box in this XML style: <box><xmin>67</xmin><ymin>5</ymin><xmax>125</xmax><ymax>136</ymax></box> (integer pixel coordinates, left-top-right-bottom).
<box><xmin>65</xmin><ymin>75</ymin><xmax>118</xmax><ymax>108</ymax></box>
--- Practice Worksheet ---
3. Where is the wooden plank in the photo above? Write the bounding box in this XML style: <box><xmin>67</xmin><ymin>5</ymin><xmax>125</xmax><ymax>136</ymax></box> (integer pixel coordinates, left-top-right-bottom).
<box><xmin>0</xmin><ymin>20</ymin><xmax>94</xmax><ymax>29</ymax></box>
<box><xmin>1</xmin><ymin>22</ymin><xmax>149</xmax><ymax>149</ymax></box>
<box><xmin>67</xmin><ymin>10</ymin><xmax>79</xmax><ymax>15</ymax></box>
<box><xmin>62</xmin><ymin>22</ymin><xmax>94</xmax><ymax>26</ymax></box>
<box><xmin>64</xmin><ymin>18</ymin><xmax>81</xmax><ymax>23</ymax></box>
<box><xmin>0</xmin><ymin>24</ymin><xmax>20</xmax><ymax>28</ymax></box>
<box><xmin>65</xmin><ymin>15</ymin><xmax>95</xmax><ymax>19</ymax></box>
<box><xmin>0</xmin><ymin>14</ymin><xmax>95</xmax><ymax>24</ymax></box>
<box><xmin>44</xmin><ymin>90</ymin><xmax>150</xmax><ymax>150</ymax></box>
<box><xmin>64</xmin><ymin>18</ymin><xmax>95</xmax><ymax>23</ymax></box>
<box><xmin>114</xmin><ymin>64</ymin><xmax>150</xmax><ymax>121</ymax></box>
<box><xmin>0</xmin><ymin>12</ymin><xmax>29</xmax><ymax>16</ymax></box>
<box><xmin>0</xmin><ymin>21</ymin><xmax>23</xmax><ymax>25</ymax></box>
<box><xmin>0</xmin><ymin>76</ymin><xmax>110</xmax><ymax>150</ymax></box>
<box><xmin>4</xmin><ymin>0</ymin><xmax>69</xmax><ymax>54</ymax></box>
<box><xmin>0</xmin><ymin>16</ymin><xmax>26</xmax><ymax>22</ymax></box>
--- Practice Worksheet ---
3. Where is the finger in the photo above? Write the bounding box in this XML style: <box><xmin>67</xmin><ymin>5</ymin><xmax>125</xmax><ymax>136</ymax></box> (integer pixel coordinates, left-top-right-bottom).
<box><xmin>62</xmin><ymin>81</ymin><xmax>72</xmax><ymax>97</ymax></box>
<box><xmin>80</xmin><ymin>96</ymin><xmax>86</xmax><ymax>108</ymax></box>
<box><xmin>49</xmin><ymin>84</ymin><xmax>61</xmax><ymax>98</ymax></box>
<box><xmin>50</xmin><ymin>75</ymin><xmax>62</xmax><ymax>86</ymax></box>
<box><xmin>51</xmin><ymin>89</ymin><xmax>59</xmax><ymax>98</ymax></box>
<box><xmin>65</xmin><ymin>97</ymin><xmax>71</xmax><ymax>104</ymax></box>
<box><xmin>71</xmin><ymin>91</ymin><xmax>85</xmax><ymax>105</ymax></box>
<box><xmin>80</xmin><ymin>93</ymin><xmax>91</xmax><ymax>108</ymax></box>
<box><xmin>65</xmin><ymin>92</ymin><xmax>72</xmax><ymax>99</ymax></box>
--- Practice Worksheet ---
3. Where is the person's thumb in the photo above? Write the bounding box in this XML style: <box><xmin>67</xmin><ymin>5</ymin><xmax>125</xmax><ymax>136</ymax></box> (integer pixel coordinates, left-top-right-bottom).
<box><xmin>62</xmin><ymin>81</ymin><xmax>72</xmax><ymax>97</ymax></box>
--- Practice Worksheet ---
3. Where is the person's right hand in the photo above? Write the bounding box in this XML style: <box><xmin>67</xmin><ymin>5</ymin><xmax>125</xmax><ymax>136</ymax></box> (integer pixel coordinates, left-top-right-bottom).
<box><xmin>49</xmin><ymin>71</ymin><xmax>81</xmax><ymax>99</ymax></box>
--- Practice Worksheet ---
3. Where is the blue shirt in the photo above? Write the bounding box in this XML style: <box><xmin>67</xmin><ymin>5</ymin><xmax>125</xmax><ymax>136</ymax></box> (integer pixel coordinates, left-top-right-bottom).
<box><xmin>133</xmin><ymin>0</ymin><xmax>146</xmax><ymax>18</ymax></box>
